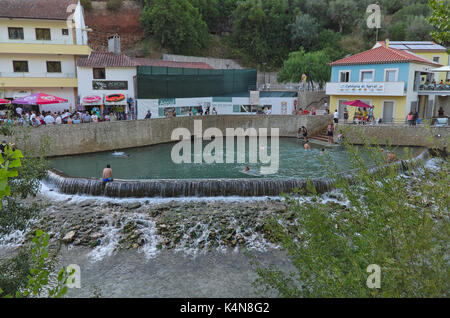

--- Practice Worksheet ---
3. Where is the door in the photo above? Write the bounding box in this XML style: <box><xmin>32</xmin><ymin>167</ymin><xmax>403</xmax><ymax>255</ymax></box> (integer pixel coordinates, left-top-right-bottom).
<box><xmin>338</xmin><ymin>100</ymin><xmax>348</xmax><ymax>119</ymax></box>
<box><xmin>382</xmin><ymin>101</ymin><xmax>394</xmax><ymax>123</ymax></box>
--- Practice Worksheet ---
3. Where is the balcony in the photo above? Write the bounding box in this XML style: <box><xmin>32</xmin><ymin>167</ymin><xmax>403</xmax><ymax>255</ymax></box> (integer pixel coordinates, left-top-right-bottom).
<box><xmin>0</xmin><ymin>42</ymin><xmax>91</xmax><ymax>55</ymax></box>
<box><xmin>419</xmin><ymin>83</ymin><xmax>450</xmax><ymax>96</ymax></box>
<box><xmin>326</xmin><ymin>82</ymin><xmax>405</xmax><ymax>96</ymax></box>
<box><xmin>0</xmin><ymin>72</ymin><xmax>77</xmax><ymax>88</ymax></box>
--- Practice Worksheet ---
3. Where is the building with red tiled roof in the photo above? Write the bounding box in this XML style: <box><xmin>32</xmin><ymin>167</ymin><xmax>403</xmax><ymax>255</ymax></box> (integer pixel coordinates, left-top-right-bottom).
<box><xmin>0</xmin><ymin>0</ymin><xmax>77</xmax><ymax>20</ymax></box>
<box><xmin>331</xmin><ymin>46</ymin><xmax>441</xmax><ymax>67</ymax></box>
<box><xmin>373</xmin><ymin>41</ymin><xmax>449</xmax><ymax>83</ymax></box>
<box><xmin>326</xmin><ymin>44</ymin><xmax>449</xmax><ymax>123</ymax></box>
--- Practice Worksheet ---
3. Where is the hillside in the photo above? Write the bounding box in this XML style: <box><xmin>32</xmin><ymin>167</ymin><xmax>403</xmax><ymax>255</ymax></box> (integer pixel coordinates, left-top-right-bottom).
<box><xmin>84</xmin><ymin>0</ymin><xmax>145</xmax><ymax>55</ymax></box>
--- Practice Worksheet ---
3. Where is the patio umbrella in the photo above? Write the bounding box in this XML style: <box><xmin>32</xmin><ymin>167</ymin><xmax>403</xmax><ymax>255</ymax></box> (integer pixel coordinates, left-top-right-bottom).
<box><xmin>0</xmin><ymin>98</ymin><xmax>11</xmax><ymax>105</ymax></box>
<box><xmin>12</xmin><ymin>93</ymin><xmax>68</xmax><ymax>105</ymax></box>
<box><xmin>343</xmin><ymin>100</ymin><xmax>373</xmax><ymax>108</ymax></box>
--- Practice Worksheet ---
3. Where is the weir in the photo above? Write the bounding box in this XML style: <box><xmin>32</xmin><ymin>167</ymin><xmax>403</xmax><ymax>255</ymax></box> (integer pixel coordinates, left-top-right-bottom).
<box><xmin>45</xmin><ymin>150</ymin><xmax>429</xmax><ymax>198</ymax></box>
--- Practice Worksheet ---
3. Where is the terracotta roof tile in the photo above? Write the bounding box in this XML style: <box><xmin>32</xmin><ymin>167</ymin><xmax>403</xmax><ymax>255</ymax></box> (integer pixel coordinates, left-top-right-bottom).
<box><xmin>77</xmin><ymin>52</ymin><xmax>136</xmax><ymax>67</ymax></box>
<box><xmin>77</xmin><ymin>52</ymin><xmax>215</xmax><ymax>69</ymax></box>
<box><xmin>331</xmin><ymin>46</ymin><xmax>442</xmax><ymax>66</ymax></box>
<box><xmin>0</xmin><ymin>0</ymin><xmax>77</xmax><ymax>20</ymax></box>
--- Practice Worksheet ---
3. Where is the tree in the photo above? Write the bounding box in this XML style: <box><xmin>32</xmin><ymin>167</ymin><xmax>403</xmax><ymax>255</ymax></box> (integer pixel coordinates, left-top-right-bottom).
<box><xmin>389</xmin><ymin>21</ymin><xmax>408</xmax><ymax>41</ymax></box>
<box><xmin>288</xmin><ymin>13</ymin><xmax>319</xmax><ymax>51</ymax></box>
<box><xmin>327</xmin><ymin>0</ymin><xmax>359</xmax><ymax>33</ymax></box>
<box><xmin>80</xmin><ymin>0</ymin><xmax>92</xmax><ymax>12</ymax></box>
<box><xmin>188</xmin><ymin>0</ymin><xmax>220</xmax><ymax>33</ymax></box>
<box><xmin>427</xmin><ymin>0</ymin><xmax>450</xmax><ymax>46</ymax></box>
<box><xmin>106</xmin><ymin>0</ymin><xmax>123</xmax><ymax>12</ymax></box>
<box><xmin>405</xmin><ymin>15</ymin><xmax>433</xmax><ymax>41</ymax></box>
<box><xmin>277</xmin><ymin>49</ymin><xmax>331</xmax><ymax>88</ymax></box>
<box><xmin>231</xmin><ymin>0</ymin><xmax>291</xmax><ymax>67</ymax></box>
<box><xmin>140</xmin><ymin>0</ymin><xmax>210</xmax><ymax>55</ymax></box>
<box><xmin>310</xmin><ymin>29</ymin><xmax>346</xmax><ymax>61</ymax></box>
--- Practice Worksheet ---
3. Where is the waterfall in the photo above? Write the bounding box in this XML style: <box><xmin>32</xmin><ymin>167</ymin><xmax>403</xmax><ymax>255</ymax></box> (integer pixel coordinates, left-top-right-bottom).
<box><xmin>45</xmin><ymin>150</ymin><xmax>429</xmax><ymax>198</ymax></box>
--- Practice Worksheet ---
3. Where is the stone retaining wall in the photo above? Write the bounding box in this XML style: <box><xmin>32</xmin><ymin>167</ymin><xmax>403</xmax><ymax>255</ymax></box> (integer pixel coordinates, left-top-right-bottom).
<box><xmin>5</xmin><ymin>115</ymin><xmax>332</xmax><ymax>157</ymax></box>
<box><xmin>335</xmin><ymin>124</ymin><xmax>449</xmax><ymax>148</ymax></box>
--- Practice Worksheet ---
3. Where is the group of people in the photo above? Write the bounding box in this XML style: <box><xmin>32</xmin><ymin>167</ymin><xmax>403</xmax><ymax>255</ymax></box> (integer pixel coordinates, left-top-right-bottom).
<box><xmin>333</xmin><ymin>108</ymin><xmax>375</xmax><ymax>125</ymax></box>
<box><xmin>1</xmin><ymin>107</ymin><xmax>119</xmax><ymax>127</ymax></box>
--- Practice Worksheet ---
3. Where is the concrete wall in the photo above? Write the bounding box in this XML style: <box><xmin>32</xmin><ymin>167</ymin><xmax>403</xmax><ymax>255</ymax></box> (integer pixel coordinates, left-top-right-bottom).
<box><xmin>297</xmin><ymin>91</ymin><xmax>329</xmax><ymax>109</ymax></box>
<box><xmin>335</xmin><ymin>124</ymin><xmax>449</xmax><ymax>148</ymax></box>
<box><xmin>162</xmin><ymin>54</ymin><xmax>244</xmax><ymax>70</ymax></box>
<box><xmin>6</xmin><ymin>115</ymin><xmax>333</xmax><ymax>157</ymax></box>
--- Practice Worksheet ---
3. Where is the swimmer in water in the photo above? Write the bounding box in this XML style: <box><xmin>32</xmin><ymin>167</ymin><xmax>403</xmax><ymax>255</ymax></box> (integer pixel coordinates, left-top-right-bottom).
<box><xmin>304</xmin><ymin>140</ymin><xmax>311</xmax><ymax>150</ymax></box>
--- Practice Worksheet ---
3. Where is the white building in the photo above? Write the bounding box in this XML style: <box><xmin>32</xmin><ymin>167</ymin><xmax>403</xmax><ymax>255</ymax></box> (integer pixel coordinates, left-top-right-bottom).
<box><xmin>0</xmin><ymin>0</ymin><xmax>90</xmax><ymax>113</ymax></box>
<box><xmin>76</xmin><ymin>44</ymin><xmax>216</xmax><ymax>117</ymax></box>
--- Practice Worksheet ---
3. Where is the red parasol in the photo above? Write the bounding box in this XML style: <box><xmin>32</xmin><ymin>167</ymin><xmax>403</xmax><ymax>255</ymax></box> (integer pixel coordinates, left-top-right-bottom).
<box><xmin>343</xmin><ymin>100</ymin><xmax>373</xmax><ymax>108</ymax></box>
<box><xmin>0</xmin><ymin>98</ymin><xmax>11</xmax><ymax>105</ymax></box>
<box><xmin>12</xmin><ymin>93</ymin><xmax>68</xmax><ymax>105</ymax></box>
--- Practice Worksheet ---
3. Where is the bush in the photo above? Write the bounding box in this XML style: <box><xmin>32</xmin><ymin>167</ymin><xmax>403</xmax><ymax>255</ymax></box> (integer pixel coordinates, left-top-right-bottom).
<box><xmin>255</xmin><ymin>140</ymin><xmax>450</xmax><ymax>297</ymax></box>
<box><xmin>80</xmin><ymin>0</ymin><xmax>92</xmax><ymax>12</ymax></box>
<box><xmin>107</xmin><ymin>0</ymin><xmax>123</xmax><ymax>12</ymax></box>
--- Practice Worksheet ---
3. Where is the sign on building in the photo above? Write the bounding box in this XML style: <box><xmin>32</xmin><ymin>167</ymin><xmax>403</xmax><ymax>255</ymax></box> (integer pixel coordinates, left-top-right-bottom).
<box><xmin>250</xmin><ymin>91</ymin><xmax>260</xmax><ymax>105</ymax></box>
<box><xmin>339</xmin><ymin>83</ymin><xmax>384</xmax><ymax>93</ymax></box>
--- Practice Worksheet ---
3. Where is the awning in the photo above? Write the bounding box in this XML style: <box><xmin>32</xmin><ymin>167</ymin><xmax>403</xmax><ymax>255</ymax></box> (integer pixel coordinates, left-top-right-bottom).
<box><xmin>82</xmin><ymin>95</ymin><xmax>102</xmax><ymax>105</ymax></box>
<box><xmin>430</xmin><ymin>66</ymin><xmax>450</xmax><ymax>72</ymax></box>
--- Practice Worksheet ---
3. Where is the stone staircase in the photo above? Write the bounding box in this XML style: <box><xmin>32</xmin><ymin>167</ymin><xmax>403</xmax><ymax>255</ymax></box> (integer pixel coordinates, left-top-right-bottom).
<box><xmin>308</xmin><ymin>127</ymin><xmax>341</xmax><ymax>148</ymax></box>
<box><xmin>310</xmin><ymin>128</ymin><xmax>330</xmax><ymax>143</ymax></box>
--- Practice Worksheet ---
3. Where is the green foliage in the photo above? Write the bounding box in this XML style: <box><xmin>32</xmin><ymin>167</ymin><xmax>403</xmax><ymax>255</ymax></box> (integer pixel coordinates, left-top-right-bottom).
<box><xmin>327</xmin><ymin>0</ymin><xmax>359</xmax><ymax>33</ymax></box>
<box><xmin>231</xmin><ymin>0</ymin><xmax>291</xmax><ymax>67</ymax></box>
<box><xmin>277</xmin><ymin>49</ymin><xmax>331</xmax><ymax>88</ymax></box>
<box><xmin>188</xmin><ymin>0</ymin><xmax>220</xmax><ymax>32</ymax></box>
<box><xmin>106</xmin><ymin>0</ymin><xmax>123</xmax><ymax>12</ymax></box>
<box><xmin>288</xmin><ymin>13</ymin><xmax>319</xmax><ymax>51</ymax></box>
<box><xmin>80</xmin><ymin>0</ymin><xmax>92</xmax><ymax>12</ymax></box>
<box><xmin>255</xmin><ymin>142</ymin><xmax>449</xmax><ymax>297</ymax></box>
<box><xmin>389</xmin><ymin>21</ymin><xmax>408</xmax><ymax>41</ymax></box>
<box><xmin>405</xmin><ymin>15</ymin><xmax>433</xmax><ymax>41</ymax></box>
<box><xmin>1</xmin><ymin>230</ymin><xmax>72</xmax><ymax>298</ymax></box>
<box><xmin>140</xmin><ymin>0</ymin><xmax>210</xmax><ymax>55</ymax></box>
<box><xmin>0</xmin><ymin>145</ymin><xmax>23</xmax><ymax>207</ymax></box>
<box><xmin>427</xmin><ymin>0</ymin><xmax>450</xmax><ymax>46</ymax></box>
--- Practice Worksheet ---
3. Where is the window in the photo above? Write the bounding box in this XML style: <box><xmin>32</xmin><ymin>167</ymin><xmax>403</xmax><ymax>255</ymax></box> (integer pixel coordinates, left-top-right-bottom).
<box><xmin>360</xmin><ymin>71</ymin><xmax>374</xmax><ymax>82</ymax></box>
<box><xmin>36</xmin><ymin>28</ymin><xmax>51</xmax><ymax>40</ymax></box>
<box><xmin>385</xmin><ymin>70</ymin><xmax>397</xmax><ymax>82</ymax></box>
<box><xmin>46</xmin><ymin>61</ymin><xmax>62</xmax><ymax>73</ymax></box>
<box><xmin>13</xmin><ymin>61</ymin><xmax>29</xmax><ymax>72</ymax></box>
<box><xmin>8</xmin><ymin>27</ymin><xmax>24</xmax><ymax>40</ymax></box>
<box><xmin>433</xmin><ymin>56</ymin><xmax>440</xmax><ymax>63</ymax></box>
<box><xmin>93</xmin><ymin>68</ymin><xmax>106</xmax><ymax>79</ymax></box>
<box><xmin>62</xmin><ymin>28</ymin><xmax>69</xmax><ymax>36</ymax></box>
<box><xmin>339</xmin><ymin>71</ymin><xmax>350</xmax><ymax>82</ymax></box>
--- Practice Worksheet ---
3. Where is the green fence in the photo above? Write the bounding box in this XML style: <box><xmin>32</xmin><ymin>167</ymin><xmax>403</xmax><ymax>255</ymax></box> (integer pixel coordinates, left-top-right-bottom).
<box><xmin>136</xmin><ymin>67</ymin><xmax>257</xmax><ymax>99</ymax></box>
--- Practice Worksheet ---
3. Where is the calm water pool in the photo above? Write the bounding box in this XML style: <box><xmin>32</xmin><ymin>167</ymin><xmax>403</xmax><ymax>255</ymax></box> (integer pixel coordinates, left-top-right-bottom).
<box><xmin>50</xmin><ymin>138</ymin><xmax>422</xmax><ymax>180</ymax></box>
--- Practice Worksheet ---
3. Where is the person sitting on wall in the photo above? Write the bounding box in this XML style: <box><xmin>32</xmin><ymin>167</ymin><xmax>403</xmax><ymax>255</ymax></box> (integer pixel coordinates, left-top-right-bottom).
<box><xmin>145</xmin><ymin>110</ymin><xmax>152</xmax><ymax>119</ymax></box>
<box><xmin>102</xmin><ymin>164</ymin><xmax>114</xmax><ymax>184</ymax></box>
